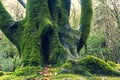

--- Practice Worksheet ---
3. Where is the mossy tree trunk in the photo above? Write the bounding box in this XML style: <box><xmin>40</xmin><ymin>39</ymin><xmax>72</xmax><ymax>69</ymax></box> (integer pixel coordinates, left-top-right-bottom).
<box><xmin>0</xmin><ymin>0</ymin><xmax>92</xmax><ymax>67</ymax></box>
<box><xmin>77</xmin><ymin>0</ymin><xmax>93</xmax><ymax>52</ymax></box>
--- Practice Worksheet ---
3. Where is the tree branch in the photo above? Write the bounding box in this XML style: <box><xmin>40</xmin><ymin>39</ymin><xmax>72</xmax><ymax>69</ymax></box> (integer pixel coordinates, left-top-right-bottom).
<box><xmin>18</xmin><ymin>0</ymin><xmax>26</xmax><ymax>9</ymax></box>
<box><xmin>0</xmin><ymin>1</ymin><xmax>14</xmax><ymax>34</ymax></box>
<box><xmin>77</xmin><ymin>0</ymin><xmax>93</xmax><ymax>52</ymax></box>
<box><xmin>0</xmin><ymin>1</ymin><xmax>22</xmax><ymax>48</ymax></box>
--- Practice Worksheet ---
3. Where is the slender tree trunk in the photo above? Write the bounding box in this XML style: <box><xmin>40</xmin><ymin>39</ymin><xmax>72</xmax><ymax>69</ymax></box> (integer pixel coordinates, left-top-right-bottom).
<box><xmin>77</xmin><ymin>0</ymin><xmax>93</xmax><ymax>52</ymax></box>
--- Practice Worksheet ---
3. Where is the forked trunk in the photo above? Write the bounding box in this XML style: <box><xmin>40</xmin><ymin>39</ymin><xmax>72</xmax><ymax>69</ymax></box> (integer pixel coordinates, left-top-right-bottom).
<box><xmin>0</xmin><ymin>0</ymin><xmax>92</xmax><ymax>68</ymax></box>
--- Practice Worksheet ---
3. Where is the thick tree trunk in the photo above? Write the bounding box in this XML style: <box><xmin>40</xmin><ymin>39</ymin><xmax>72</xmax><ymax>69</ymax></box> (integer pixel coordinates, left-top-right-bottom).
<box><xmin>0</xmin><ymin>0</ymin><xmax>92</xmax><ymax>68</ymax></box>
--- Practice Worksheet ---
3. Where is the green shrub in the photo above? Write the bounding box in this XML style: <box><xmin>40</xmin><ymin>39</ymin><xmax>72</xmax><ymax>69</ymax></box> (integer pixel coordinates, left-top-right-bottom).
<box><xmin>62</xmin><ymin>55</ymin><xmax>120</xmax><ymax>76</ymax></box>
<box><xmin>0</xmin><ymin>31</ymin><xmax>19</xmax><ymax>72</ymax></box>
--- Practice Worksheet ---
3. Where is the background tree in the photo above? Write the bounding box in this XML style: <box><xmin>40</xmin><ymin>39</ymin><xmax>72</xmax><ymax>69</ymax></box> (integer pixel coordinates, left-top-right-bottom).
<box><xmin>87</xmin><ymin>0</ymin><xmax>120</xmax><ymax>63</ymax></box>
<box><xmin>69</xmin><ymin>0</ymin><xmax>80</xmax><ymax>30</ymax></box>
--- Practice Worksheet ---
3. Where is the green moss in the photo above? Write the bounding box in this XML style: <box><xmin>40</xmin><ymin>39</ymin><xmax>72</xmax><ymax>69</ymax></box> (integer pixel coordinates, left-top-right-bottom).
<box><xmin>0</xmin><ymin>71</ymin><xmax>13</xmax><ymax>76</ymax></box>
<box><xmin>80</xmin><ymin>0</ymin><xmax>93</xmax><ymax>25</ymax></box>
<box><xmin>77</xmin><ymin>0</ymin><xmax>93</xmax><ymax>52</ymax></box>
<box><xmin>62</xmin><ymin>56</ymin><xmax>120</xmax><ymax>76</ymax></box>
<box><xmin>107</xmin><ymin>61</ymin><xmax>117</xmax><ymax>68</ymax></box>
<box><xmin>26</xmin><ymin>0</ymin><xmax>51</xmax><ymax>22</ymax></box>
<box><xmin>0</xmin><ymin>0</ymin><xmax>92</xmax><ymax>71</ymax></box>
<box><xmin>52</xmin><ymin>73</ymin><xmax>87</xmax><ymax>80</ymax></box>
<box><xmin>80</xmin><ymin>56</ymin><xmax>119</xmax><ymax>76</ymax></box>
<box><xmin>0</xmin><ymin>74</ymin><xmax>34</xmax><ymax>80</ymax></box>
<box><xmin>14</xmin><ymin>66</ymin><xmax>42</xmax><ymax>76</ymax></box>
<box><xmin>62</xmin><ymin>59</ymin><xmax>92</xmax><ymax>76</ymax></box>
<box><xmin>1</xmin><ymin>73</ymin><xmax>120</xmax><ymax>80</ymax></box>
<box><xmin>0</xmin><ymin>1</ymin><xmax>13</xmax><ymax>28</ymax></box>
<box><xmin>0</xmin><ymin>0</ymin><xmax>72</xmax><ymax>68</ymax></box>
<box><xmin>0</xmin><ymin>71</ymin><xmax>5</xmax><ymax>76</ymax></box>
<box><xmin>49</xmin><ymin>28</ymin><xmax>68</xmax><ymax>66</ymax></box>
<box><xmin>0</xmin><ymin>1</ymin><xmax>18</xmax><ymax>42</ymax></box>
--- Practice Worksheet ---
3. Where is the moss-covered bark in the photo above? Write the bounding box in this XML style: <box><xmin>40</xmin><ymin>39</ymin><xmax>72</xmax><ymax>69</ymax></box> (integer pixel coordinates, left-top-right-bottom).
<box><xmin>62</xmin><ymin>56</ymin><xmax>120</xmax><ymax>76</ymax></box>
<box><xmin>0</xmin><ymin>0</ymin><xmax>93</xmax><ymax>69</ymax></box>
<box><xmin>77</xmin><ymin>0</ymin><xmax>93</xmax><ymax>52</ymax></box>
<box><xmin>0</xmin><ymin>1</ymin><xmax>24</xmax><ymax>52</ymax></box>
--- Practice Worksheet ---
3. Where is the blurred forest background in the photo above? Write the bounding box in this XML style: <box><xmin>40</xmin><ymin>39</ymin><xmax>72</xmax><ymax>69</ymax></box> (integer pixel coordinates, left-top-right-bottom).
<box><xmin>0</xmin><ymin>0</ymin><xmax>120</xmax><ymax>72</ymax></box>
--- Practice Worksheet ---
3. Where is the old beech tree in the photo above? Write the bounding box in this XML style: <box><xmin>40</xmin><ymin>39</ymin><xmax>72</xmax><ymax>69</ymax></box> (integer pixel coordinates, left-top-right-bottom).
<box><xmin>0</xmin><ymin>0</ymin><xmax>92</xmax><ymax>67</ymax></box>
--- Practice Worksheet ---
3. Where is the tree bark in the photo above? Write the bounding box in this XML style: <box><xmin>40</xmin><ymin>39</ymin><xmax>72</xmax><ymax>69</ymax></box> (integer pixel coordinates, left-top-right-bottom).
<box><xmin>0</xmin><ymin>0</ymin><xmax>93</xmax><ymax>67</ymax></box>
<box><xmin>77</xmin><ymin>0</ymin><xmax>93</xmax><ymax>52</ymax></box>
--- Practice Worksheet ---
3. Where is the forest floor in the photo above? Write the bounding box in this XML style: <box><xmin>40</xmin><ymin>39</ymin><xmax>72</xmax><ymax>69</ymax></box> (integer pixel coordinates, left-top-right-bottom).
<box><xmin>1</xmin><ymin>57</ymin><xmax>120</xmax><ymax>80</ymax></box>
<box><xmin>0</xmin><ymin>65</ymin><xmax>120</xmax><ymax>80</ymax></box>
<box><xmin>0</xmin><ymin>72</ymin><xmax>120</xmax><ymax>80</ymax></box>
